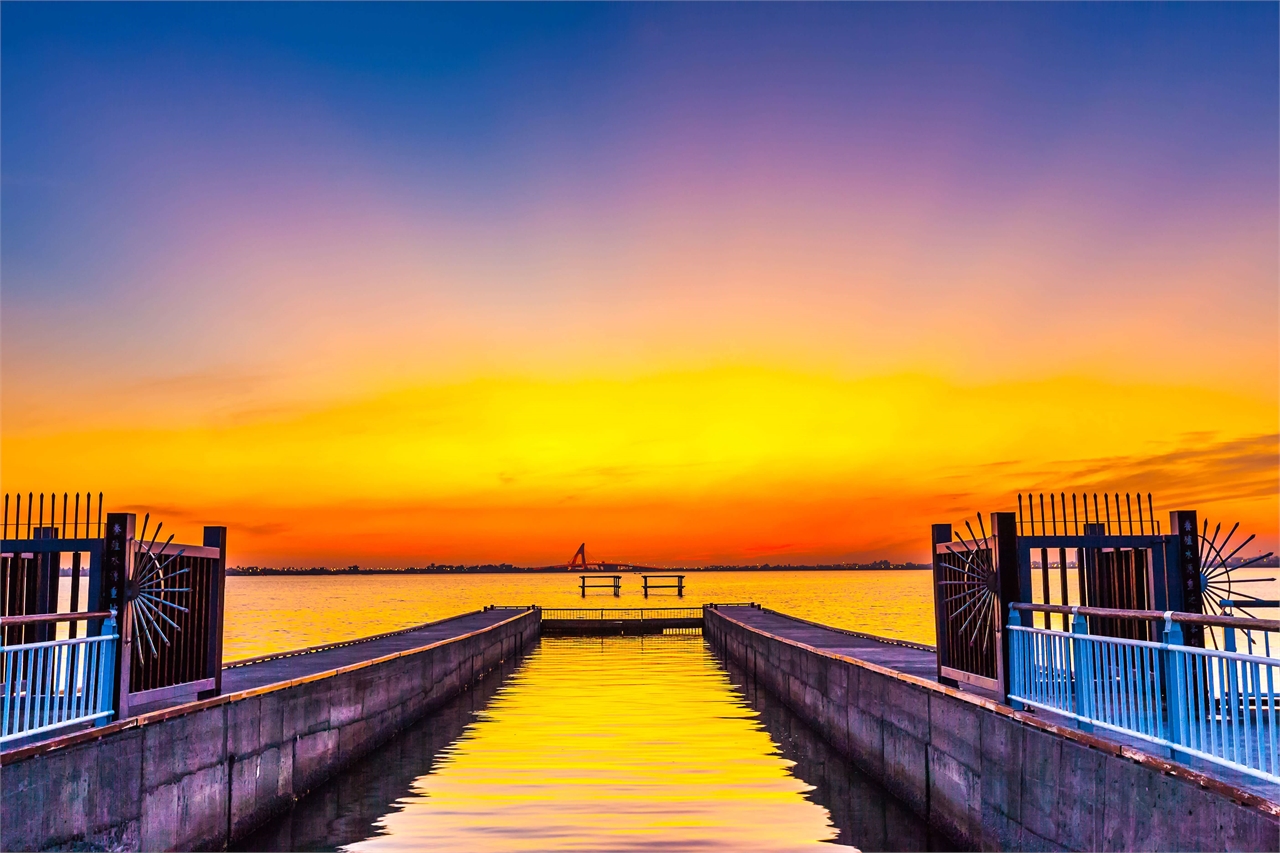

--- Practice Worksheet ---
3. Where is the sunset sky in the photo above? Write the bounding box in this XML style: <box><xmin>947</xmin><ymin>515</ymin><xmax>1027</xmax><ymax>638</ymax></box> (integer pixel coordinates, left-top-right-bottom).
<box><xmin>3</xmin><ymin>4</ymin><xmax>1277</xmax><ymax>566</ymax></box>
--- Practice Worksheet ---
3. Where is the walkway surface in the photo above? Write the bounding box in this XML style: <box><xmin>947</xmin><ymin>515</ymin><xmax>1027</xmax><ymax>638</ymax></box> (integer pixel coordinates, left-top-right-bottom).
<box><xmin>131</xmin><ymin>608</ymin><xmax>525</xmax><ymax>716</ymax></box>
<box><xmin>713</xmin><ymin>605</ymin><xmax>940</xmax><ymax>681</ymax></box>
<box><xmin>713</xmin><ymin>604</ymin><xmax>1279</xmax><ymax>803</ymax></box>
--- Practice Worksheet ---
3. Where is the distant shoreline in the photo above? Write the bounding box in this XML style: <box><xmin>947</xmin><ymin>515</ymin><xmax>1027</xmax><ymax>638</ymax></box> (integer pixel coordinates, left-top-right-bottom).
<box><xmin>227</xmin><ymin>562</ymin><xmax>931</xmax><ymax>577</ymax></box>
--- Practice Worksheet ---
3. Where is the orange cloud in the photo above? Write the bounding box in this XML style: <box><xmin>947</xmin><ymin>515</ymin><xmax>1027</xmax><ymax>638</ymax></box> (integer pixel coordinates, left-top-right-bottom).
<box><xmin>4</xmin><ymin>368</ymin><xmax>1274</xmax><ymax>565</ymax></box>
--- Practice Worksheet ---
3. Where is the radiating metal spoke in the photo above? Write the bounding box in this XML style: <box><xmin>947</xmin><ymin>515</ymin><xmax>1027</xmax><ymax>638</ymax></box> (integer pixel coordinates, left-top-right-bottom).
<box><xmin>948</xmin><ymin>592</ymin><xmax>987</xmax><ymax>622</ymax></box>
<box><xmin>139</xmin><ymin>593</ymin><xmax>189</xmax><ymax>615</ymax></box>
<box><xmin>137</xmin><ymin>598</ymin><xmax>182</xmax><ymax>633</ymax></box>
<box><xmin>135</xmin><ymin>596</ymin><xmax>174</xmax><ymax>641</ymax></box>
<box><xmin>957</xmin><ymin>590</ymin><xmax>995</xmax><ymax>641</ymax></box>
<box><xmin>945</xmin><ymin>546</ymin><xmax>989</xmax><ymax>578</ymax></box>
<box><xmin>941</xmin><ymin>551</ymin><xmax>985</xmax><ymax>579</ymax></box>
<box><xmin>132</xmin><ymin>604</ymin><xmax>161</xmax><ymax>658</ymax></box>
<box><xmin>123</xmin><ymin>514</ymin><xmax>194</xmax><ymax>661</ymax></box>
<box><xmin>973</xmin><ymin>595</ymin><xmax>996</xmax><ymax>651</ymax></box>
<box><xmin>978</xmin><ymin>596</ymin><xmax>996</xmax><ymax>654</ymax></box>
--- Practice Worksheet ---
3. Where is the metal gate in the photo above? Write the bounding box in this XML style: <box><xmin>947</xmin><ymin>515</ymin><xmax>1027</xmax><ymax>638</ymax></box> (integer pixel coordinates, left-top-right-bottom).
<box><xmin>929</xmin><ymin>493</ymin><xmax>1250</xmax><ymax>697</ymax></box>
<box><xmin>2</xmin><ymin>494</ymin><xmax>227</xmax><ymax>726</ymax></box>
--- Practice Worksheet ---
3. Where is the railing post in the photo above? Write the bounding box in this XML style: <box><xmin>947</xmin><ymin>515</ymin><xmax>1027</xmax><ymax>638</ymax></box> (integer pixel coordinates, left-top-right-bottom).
<box><xmin>1007</xmin><ymin>606</ymin><xmax>1024</xmax><ymax>710</ymax></box>
<box><xmin>1162</xmin><ymin>613</ymin><xmax>1191</xmax><ymax>762</ymax></box>
<box><xmin>97</xmin><ymin>609</ymin><xmax>118</xmax><ymax>725</ymax></box>
<box><xmin>1069</xmin><ymin>607</ymin><xmax>1094</xmax><ymax>732</ymax></box>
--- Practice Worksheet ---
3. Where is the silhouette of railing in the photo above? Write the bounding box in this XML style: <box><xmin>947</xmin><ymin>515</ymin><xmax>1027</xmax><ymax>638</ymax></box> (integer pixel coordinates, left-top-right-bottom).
<box><xmin>539</xmin><ymin>607</ymin><xmax>702</xmax><ymax>635</ymax></box>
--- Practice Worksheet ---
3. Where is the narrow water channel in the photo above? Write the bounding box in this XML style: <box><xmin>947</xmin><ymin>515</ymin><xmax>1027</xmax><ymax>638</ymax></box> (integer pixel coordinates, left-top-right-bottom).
<box><xmin>238</xmin><ymin>635</ymin><xmax>956</xmax><ymax>852</ymax></box>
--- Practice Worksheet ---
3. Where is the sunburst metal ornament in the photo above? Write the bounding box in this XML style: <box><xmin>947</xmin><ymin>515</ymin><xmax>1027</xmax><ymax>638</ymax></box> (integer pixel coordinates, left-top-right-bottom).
<box><xmin>1198</xmin><ymin>519</ymin><xmax>1275</xmax><ymax>638</ymax></box>
<box><xmin>126</xmin><ymin>514</ymin><xmax>190</xmax><ymax>660</ymax></box>
<box><xmin>939</xmin><ymin>513</ymin><xmax>1000</xmax><ymax>653</ymax></box>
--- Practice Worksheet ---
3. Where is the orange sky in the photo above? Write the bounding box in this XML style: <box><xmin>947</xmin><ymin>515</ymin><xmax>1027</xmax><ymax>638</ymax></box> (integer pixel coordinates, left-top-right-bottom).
<box><xmin>5</xmin><ymin>369</ymin><xmax>1276</xmax><ymax>565</ymax></box>
<box><xmin>4</xmin><ymin>6</ymin><xmax>1277</xmax><ymax>566</ymax></box>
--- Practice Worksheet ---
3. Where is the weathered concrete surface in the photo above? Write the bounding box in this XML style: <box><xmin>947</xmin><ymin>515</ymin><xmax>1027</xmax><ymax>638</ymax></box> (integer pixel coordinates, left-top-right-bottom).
<box><xmin>706</xmin><ymin>605</ymin><xmax>1280</xmax><ymax>852</ymax></box>
<box><xmin>1</xmin><ymin>608</ymin><xmax>538</xmax><ymax>852</ymax></box>
<box><xmin>233</xmin><ymin>652</ymin><xmax>522</xmax><ymax>851</ymax></box>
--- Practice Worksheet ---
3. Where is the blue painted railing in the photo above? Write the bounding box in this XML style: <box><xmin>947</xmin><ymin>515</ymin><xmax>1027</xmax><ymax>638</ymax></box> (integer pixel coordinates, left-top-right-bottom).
<box><xmin>1008</xmin><ymin>603</ymin><xmax>1278</xmax><ymax>784</ymax></box>
<box><xmin>1</xmin><ymin>610</ymin><xmax>117</xmax><ymax>745</ymax></box>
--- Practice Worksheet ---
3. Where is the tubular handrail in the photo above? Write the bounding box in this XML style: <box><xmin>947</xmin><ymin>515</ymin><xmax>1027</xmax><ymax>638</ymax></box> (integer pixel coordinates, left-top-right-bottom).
<box><xmin>0</xmin><ymin>612</ymin><xmax>112</xmax><ymax>627</ymax></box>
<box><xmin>1007</xmin><ymin>607</ymin><xmax>1279</xmax><ymax>784</ymax></box>
<box><xmin>2</xmin><ymin>612</ymin><xmax>118</xmax><ymax>745</ymax></box>
<box><xmin>1010</xmin><ymin>602</ymin><xmax>1279</xmax><ymax>632</ymax></box>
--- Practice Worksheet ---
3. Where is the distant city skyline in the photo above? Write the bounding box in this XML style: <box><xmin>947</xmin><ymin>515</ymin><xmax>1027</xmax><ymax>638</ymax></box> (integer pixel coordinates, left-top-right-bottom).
<box><xmin>3</xmin><ymin>3</ymin><xmax>1276</xmax><ymax>565</ymax></box>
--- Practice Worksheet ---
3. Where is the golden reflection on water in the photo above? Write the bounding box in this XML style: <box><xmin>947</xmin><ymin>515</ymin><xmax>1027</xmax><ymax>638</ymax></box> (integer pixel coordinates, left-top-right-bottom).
<box><xmin>349</xmin><ymin>635</ymin><xmax>853</xmax><ymax>853</ymax></box>
<box><xmin>223</xmin><ymin>570</ymin><xmax>936</xmax><ymax>659</ymax></box>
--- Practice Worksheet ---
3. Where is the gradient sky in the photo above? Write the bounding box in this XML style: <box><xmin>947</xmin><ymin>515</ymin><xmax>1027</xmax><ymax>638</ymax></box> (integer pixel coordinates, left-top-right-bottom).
<box><xmin>3</xmin><ymin>3</ymin><xmax>1277</xmax><ymax>566</ymax></box>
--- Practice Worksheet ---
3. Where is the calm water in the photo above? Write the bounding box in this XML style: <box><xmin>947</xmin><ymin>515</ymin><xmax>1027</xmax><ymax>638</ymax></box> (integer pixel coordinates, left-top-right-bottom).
<box><xmin>223</xmin><ymin>570</ymin><xmax>936</xmax><ymax>660</ymax></box>
<box><xmin>239</xmin><ymin>635</ymin><xmax>953</xmax><ymax>852</ymax></box>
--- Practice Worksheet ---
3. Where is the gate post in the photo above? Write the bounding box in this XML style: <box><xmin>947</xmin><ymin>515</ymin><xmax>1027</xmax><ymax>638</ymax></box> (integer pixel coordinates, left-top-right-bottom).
<box><xmin>1169</xmin><ymin>511</ymin><xmax>1203</xmax><ymax>647</ymax></box>
<box><xmin>991</xmin><ymin>511</ymin><xmax>1021</xmax><ymax>703</ymax></box>
<box><xmin>201</xmin><ymin>526</ymin><xmax>228</xmax><ymax>698</ymax></box>
<box><xmin>931</xmin><ymin>523</ymin><xmax>955</xmax><ymax>686</ymax></box>
<box><xmin>101</xmin><ymin>513</ymin><xmax>136</xmax><ymax>720</ymax></box>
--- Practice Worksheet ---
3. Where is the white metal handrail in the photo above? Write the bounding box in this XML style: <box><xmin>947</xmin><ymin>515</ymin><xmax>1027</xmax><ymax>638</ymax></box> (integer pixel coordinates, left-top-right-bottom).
<box><xmin>1007</xmin><ymin>606</ymin><xmax>1278</xmax><ymax>784</ymax></box>
<box><xmin>1</xmin><ymin>611</ymin><xmax>118</xmax><ymax>745</ymax></box>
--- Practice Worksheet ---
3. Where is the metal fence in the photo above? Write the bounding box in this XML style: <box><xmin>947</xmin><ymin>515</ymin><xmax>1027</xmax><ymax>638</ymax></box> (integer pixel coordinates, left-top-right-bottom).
<box><xmin>1</xmin><ymin>611</ymin><xmax>118</xmax><ymax>745</ymax></box>
<box><xmin>1007</xmin><ymin>603</ymin><xmax>1278</xmax><ymax>784</ymax></box>
<box><xmin>540</xmin><ymin>607</ymin><xmax>703</xmax><ymax>621</ymax></box>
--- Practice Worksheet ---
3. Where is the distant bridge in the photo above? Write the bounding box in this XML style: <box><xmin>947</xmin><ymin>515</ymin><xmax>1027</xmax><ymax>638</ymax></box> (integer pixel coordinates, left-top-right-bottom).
<box><xmin>528</xmin><ymin>543</ymin><xmax>667</xmax><ymax>572</ymax></box>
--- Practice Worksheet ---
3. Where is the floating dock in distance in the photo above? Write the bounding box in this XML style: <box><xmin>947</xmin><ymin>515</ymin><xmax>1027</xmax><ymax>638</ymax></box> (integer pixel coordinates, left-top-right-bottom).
<box><xmin>540</xmin><ymin>607</ymin><xmax>701</xmax><ymax>635</ymax></box>
<box><xmin>641</xmin><ymin>574</ymin><xmax>685</xmax><ymax>597</ymax></box>
<box><xmin>578</xmin><ymin>574</ymin><xmax>622</xmax><ymax>597</ymax></box>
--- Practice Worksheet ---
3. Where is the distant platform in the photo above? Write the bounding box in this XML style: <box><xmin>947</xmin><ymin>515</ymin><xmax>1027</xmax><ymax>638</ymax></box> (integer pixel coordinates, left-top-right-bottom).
<box><xmin>539</xmin><ymin>606</ymin><xmax>703</xmax><ymax>635</ymax></box>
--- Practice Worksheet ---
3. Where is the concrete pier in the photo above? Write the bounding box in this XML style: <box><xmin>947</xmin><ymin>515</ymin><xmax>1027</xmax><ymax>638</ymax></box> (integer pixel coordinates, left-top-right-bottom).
<box><xmin>8</xmin><ymin>602</ymin><xmax>1278</xmax><ymax>852</ymax></box>
<box><xmin>1</xmin><ymin>607</ymin><xmax>539</xmax><ymax>852</ymax></box>
<box><xmin>705</xmin><ymin>604</ymin><xmax>1280</xmax><ymax>852</ymax></box>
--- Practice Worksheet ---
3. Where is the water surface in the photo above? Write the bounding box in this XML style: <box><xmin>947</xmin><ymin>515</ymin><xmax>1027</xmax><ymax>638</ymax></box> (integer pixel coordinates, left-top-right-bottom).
<box><xmin>241</xmin><ymin>635</ymin><xmax>952</xmax><ymax>852</ymax></box>
<box><xmin>223</xmin><ymin>570</ymin><xmax>936</xmax><ymax>660</ymax></box>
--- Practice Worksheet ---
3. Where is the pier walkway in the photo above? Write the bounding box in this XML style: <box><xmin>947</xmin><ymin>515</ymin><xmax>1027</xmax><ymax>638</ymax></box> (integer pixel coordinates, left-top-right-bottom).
<box><xmin>710</xmin><ymin>604</ymin><xmax>1277</xmax><ymax>801</ymax></box>
<box><xmin>706</xmin><ymin>604</ymin><xmax>1279</xmax><ymax>851</ymax></box>
<box><xmin>129</xmin><ymin>607</ymin><xmax>528</xmax><ymax>716</ymax></box>
<box><xmin>2</xmin><ymin>606</ymin><xmax>539</xmax><ymax>853</ymax></box>
<box><xmin>712</xmin><ymin>604</ymin><xmax>941</xmax><ymax>681</ymax></box>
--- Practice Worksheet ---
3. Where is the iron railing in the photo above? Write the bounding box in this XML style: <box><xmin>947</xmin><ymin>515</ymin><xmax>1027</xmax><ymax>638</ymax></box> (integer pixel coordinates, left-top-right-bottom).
<box><xmin>539</xmin><ymin>607</ymin><xmax>703</xmax><ymax>621</ymax></box>
<box><xmin>1007</xmin><ymin>603</ymin><xmax>1278</xmax><ymax>783</ymax></box>
<box><xmin>1</xmin><ymin>610</ymin><xmax>117</xmax><ymax>745</ymax></box>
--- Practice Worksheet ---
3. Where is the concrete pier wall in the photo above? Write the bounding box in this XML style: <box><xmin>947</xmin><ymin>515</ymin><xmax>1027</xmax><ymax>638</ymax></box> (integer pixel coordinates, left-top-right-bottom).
<box><xmin>704</xmin><ymin>606</ymin><xmax>1280</xmax><ymax>852</ymax></box>
<box><xmin>1</xmin><ymin>609</ymin><xmax>539</xmax><ymax>852</ymax></box>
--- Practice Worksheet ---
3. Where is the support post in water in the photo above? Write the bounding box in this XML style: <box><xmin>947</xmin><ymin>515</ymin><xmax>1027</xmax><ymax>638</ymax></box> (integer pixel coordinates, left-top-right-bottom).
<box><xmin>641</xmin><ymin>574</ymin><xmax>685</xmax><ymax>598</ymax></box>
<box><xmin>579</xmin><ymin>574</ymin><xmax>622</xmax><ymax>597</ymax></box>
